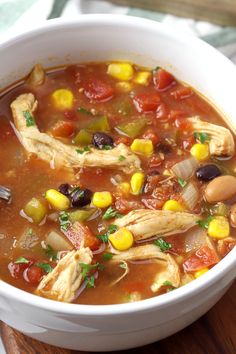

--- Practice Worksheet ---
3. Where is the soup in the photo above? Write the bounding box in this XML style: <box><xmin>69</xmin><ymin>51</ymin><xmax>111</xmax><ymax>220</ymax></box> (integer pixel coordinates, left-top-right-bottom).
<box><xmin>0</xmin><ymin>62</ymin><xmax>235</xmax><ymax>304</ymax></box>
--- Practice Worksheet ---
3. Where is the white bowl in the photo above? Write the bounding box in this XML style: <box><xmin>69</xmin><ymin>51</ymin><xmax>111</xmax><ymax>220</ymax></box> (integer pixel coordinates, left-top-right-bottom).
<box><xmin>0</xmin><ymin>15</ymin><xmax>236</xmax><ymax>352</ymax></box>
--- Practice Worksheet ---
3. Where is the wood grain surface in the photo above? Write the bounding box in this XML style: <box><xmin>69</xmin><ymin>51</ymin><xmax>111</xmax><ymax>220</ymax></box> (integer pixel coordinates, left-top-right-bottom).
<box><xmin>1</xmin><ymin>281</ymin><xmax>235</xmax><ymax>354</ymax></box>
<box><xmin>107</xmin><ymin>0</ymin><xmax>236</xmax><ymax>26</ymax></box>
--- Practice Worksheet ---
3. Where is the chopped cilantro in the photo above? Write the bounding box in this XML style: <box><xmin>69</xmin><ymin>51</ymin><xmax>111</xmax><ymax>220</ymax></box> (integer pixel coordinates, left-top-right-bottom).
<box><xmin>84</xmin><ymin>275</ymin><xmax>95</xmax><ymax>288</ymax></box>
<box><xmin>118</xmin><ymin>155</ymin><xmax>126</xmax><ymax>162</ymax></box>
<box><xmin>154</xmin><ymin>238</ymin><xmax>172</xmax><ymax>252</ymax></box>
<box><xmin>23</xmin><ymin>110</ymin><xmax>35</xmax><ymax>127</ymax></box>
<box><xmin>77</xmin><ymin>107</ymin><xmax>92</xmax><ymax>115</ymax></box>
<box><xmin>45</xmin><ymin>245</ymin><xmax>58</xmax><ymax>261</ymax></box>
<box><xmin>153</xmin><ymin>66</ymin><xmax>161</xmax><ymax>72</ymax></box>
<box><xmin>14</xmin><ymin>257</ymin><xmax>30</xmax><ymax>264</ymax></box>
<box><xmin>102</xmin><ymin>253</ymin><xmax>113</xmax><ymax>261</ymax></box>
<box><xmin>97</xmin><ymin>224</ymin><xmax>118</xmax><ymax>243</ymax></box>
<box><xmin>178</xmin><ymin>178</ymin><xmax>187</xmax><ymax>188</ymax></box>
<box><xmin>59</xmin><ymin>211</ymin><xmax>71</xmax><ymax>231</ymax></box>
<box><xmin>102</xmin><ymin>206</ymin><xmax>122</xmax><ymax>220</ymax></box>
<box><xmin>76</xmin><ymin>146</ymin><xmax>91</xmax><ymax>154</ymax></box>
<box><xmin>101</xmin><ymin>145</ymin><xmax>113</xmax><ymax>150</ymax></box>
<box><xmin>196</xmin><ymin>216</ymin><xmax>213</xmax><ymax>229</ymax></box>
<box><xmin>163</xmin><ymin>280</ymin><xmax>173</xmax><ymax>286</ymax></box>
<box><xmin>193</xmin><ymin>132</ymin><xmax>209</xmax><ymax>144</ymax></box>
<box><xmin>36</xmin><ymin>262</ymin><xmax>53</xmax><ymax>273</ymax></box>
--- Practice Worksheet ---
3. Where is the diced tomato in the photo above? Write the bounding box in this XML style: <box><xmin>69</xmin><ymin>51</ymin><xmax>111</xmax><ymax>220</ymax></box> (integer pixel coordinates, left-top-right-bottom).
<box><xmin>65</xmin><ymin>222</ymin><xmax>100</xmax><ymax>251</ymax></box>
<box><xmin>141</xmin><ymin>197</ymin><xmax>164</xmax><ymax>210</ymax></box>
<box><xmin>168</xmin><ymin>110</ymin><xmax>187</xmax><ymax>121</ymax></box>
<box><xmin>142</xmin><ymin>129</ymin><xmax>160</xmax><ymax>145</ymax></box>
<box><xmin>153</xmin><ymin>69</ymin><xmax>176</xmax><ymax>91</ymax></box>
<box><xmin>84</xmin><ymin>78</ymin><xmax>114</xmax><ymax>102</ymax></box>
<box><xmin>171</xmin><ymin>86</ymin><xmax>193</xmax><ymax>100</ymax></box>
<box><xmin>183</xmin><ymin>245</ymin><xmax>220</xmax><ymax>272</ymax></box>
<box><xmin>182</xmin><ymin>136</ymin><xmax>195</xmax><ymax>150</ymax></box>
<box><xmin>133</xmin><ymin>91</ymin><xmax>161</xmax><ymax>113</ymax></box>
<box><xmin>115</xmin><ymin>198</ymin><xmax>143</xmax><ymax>214</ymax></box>
<box><xmin>165</xmin><ymin>235</ymin><xmax>185</xmax><ymax>255</ymax></box>
<box><xmin>217</xmin><ymin>238</ymin><xmax>236</xmax><ymax>258</ymax></box>
<box><xmin>24</xmin><ymin>265</ymin><xmax>43</xmax><ymax>285</ymax></box>
<box><xmin>8</xmin><ymin>261</ymin><xmax>29</xmax><ymax>279</ymax></box>
<box><xmin>51</xmin><ymin>121</ymin><xmax>75</xmax><ymax>138</ymax></box>
<box><xmin>115</xmin><ymin>136</ymin><xmax>132</xmax><ymax>146</ymax></box>
<box><xmin>148</xmin><ymin>154</ymin><xmax>163</xmax><ymax>169</ymax></box>
<box><xmin>64</xmin><ymin>109</ymin><xmax>77</xmax><ymax>121</ymax></box>
<box><xmin>175</xmin><ymin>117</ymin><xmax>191</xmax><ymax>130</ymax></box>
<box><xmin>155</xmin><ymin>103</ymin><xmax>168</xmax><ymax>120</ymax></box>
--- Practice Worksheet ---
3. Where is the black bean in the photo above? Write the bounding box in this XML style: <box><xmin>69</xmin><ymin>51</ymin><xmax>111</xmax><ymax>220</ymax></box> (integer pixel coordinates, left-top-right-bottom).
<box><xmin>196</xmin><ymin>164</ymin><xmax>221</xmax><ymax>181</ymax></box>
<box><xmin>70</xmin><ymin>187</ymin><xmax>92</xmax><ymax>207</ymax></box>
<box><xmin>58</xmin><ymin>183</ymin><xmax>71</xmax><ymax>196</ymax></box>
<box><xmin>157</xmin><ymin>143</ymin><xmax>172</xmax><ymax>154</ymax></box>
<box><xmin>92</xmin><ymin>132</ymin><xmax>114</xmax><ymax>149</ymax></box>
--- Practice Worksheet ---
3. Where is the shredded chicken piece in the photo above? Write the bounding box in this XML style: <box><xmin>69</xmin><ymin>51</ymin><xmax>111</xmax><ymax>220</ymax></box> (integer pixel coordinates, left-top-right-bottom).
<box><xmin>35</xmin><ymin>247</ymin><xmax>93</xmax><ymax>302</ymax></box>
<box><xmin>114</xmin><ymin>209</ymin><xmax>199</xmax><ymax>241</ymax></box>
<box><xmin>111</xmin><ymin>244</ymin><xmax>180</xmax><ymax>292</ymax></box>
<box><xmin>188</xmin><ymin>116</ymin><xmax>235</xmax><ymax>157</ymax></box>
<box><xmin>11</xmin><ymin>93</ymin><xmax>140</xmax><ymax>173</ymax></box>
<box><xmin>27</xmin><ymin>64</ymin><xmax>45</xmax><ymax>86</ymax></box>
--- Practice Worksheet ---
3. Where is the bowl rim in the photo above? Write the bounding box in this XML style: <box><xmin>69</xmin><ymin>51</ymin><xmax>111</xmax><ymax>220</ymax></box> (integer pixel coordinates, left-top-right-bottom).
<box><xmin>0</xmin><ymin>14</ymin><xmax>236</xmax><ymax>316</ymax></box>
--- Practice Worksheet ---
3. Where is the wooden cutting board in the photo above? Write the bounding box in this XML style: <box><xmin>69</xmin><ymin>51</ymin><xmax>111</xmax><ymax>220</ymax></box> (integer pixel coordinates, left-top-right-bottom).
<box><xmin>107</xmin><ymin>0</ymin><xmax>236</xmax><ymax>26</ymax></box>
<box><xmin>1</xmin><ymin>281</ymin><xmax>235</xmax><ymax>354</ymax></box>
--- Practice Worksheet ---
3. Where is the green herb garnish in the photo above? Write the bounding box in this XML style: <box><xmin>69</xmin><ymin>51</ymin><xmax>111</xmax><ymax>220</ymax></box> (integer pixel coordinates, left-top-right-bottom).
<box><xmin>80</xmin><ymin>262</ymin><xmax>104</xmax><ymax>288</ymax></box>
<box><xmin>154</xmin><ymin>238</ymin><xmax>172</xmax><ymax>252</ymax></box>
<box><xmin>77</xmin><ymin>107</ymin><xmax>92</xmax><ymax>115</ymax></box>
<box><xmin>196</xmin><ymin>216</ymin><xmax>213</xmax><ymax>229</ymax></box>
<box><xmin>14</xmin><ymin>257</ymin><xmax>30</xmax><ymax>264</ymax></box>
<box><xmin>23</xmin><ymin>110</ymin><xmax>35</xmax><ymax>127</ymax></box>
<box><xmin>178</xmin><ymin>178</ymin><xmax>187</xmax><ymax>188</ymax></box>
<box><xmin>193</xmin><ymin>132</ymin><xmax>210</xmax><ymax>144</ymax></box>
<box><xmin>97</xmin><ymin>224</ymin><xmax>118</xmax><ymax>243</ymax></box>
<box><xmin>45</xmin><ymin>245</ymin><xmax>58</xmax><ymax>261</ymax></box>
<box><xmin>36</xmin><ymin>262</ymin><xmax>53</xmax><ymax>273</ymax></box>
<box><xmin>59</xmin><ymin>211</ymin><xmax>71</xmax><ymax>231</ymax></box>
<box><xmin>118</xmin><ymin>155</ymin><xmax>126</xmax><ymax>162</ymax></box>
<box><xmin>76</xmin><ymin>146</ymin><xmax>91</xmax><ymax>154</ymax></box>
<box><xmin>101</xmin><ymin>145</ymin><xmax>113</xmax><ymax>150</ymax></box>
<box><xmin>102</xmin><ymin>253</ymin><xmax>113</xmax><ymax>261</ymax></box>
<box><xmin>102</xmin><ymin>206</ymin><xmax>122</xmax><ymax>220</ymax></box>
<box><xmin>163</xmin><ymin>280</ymin><xmax>173</xmax><ymax>286</ymax></box>
<box><xmin>153</xmin><ymin>66</ymin><xmax>161</xmax><ymax>72</ymax></box>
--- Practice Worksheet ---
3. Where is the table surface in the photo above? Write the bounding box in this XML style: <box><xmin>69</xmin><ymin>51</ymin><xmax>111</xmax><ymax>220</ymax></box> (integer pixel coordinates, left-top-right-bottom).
<box><xmin>1</xmin><ymin>281</ymin><xmax>236</xmax><ymax>354</ymax></box>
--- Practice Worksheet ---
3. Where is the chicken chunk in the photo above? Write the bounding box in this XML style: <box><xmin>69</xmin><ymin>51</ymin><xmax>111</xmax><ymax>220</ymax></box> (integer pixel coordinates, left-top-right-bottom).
<box><xmin>188</xmin><ymin>116</ymin><xmax>234</xmax><ymax>157</ymax></box>
<box><xmin>111</xmin><ymin>244</ymin><xmax>180</xmax><ymax>292</ymax></box>
<box><xmin>114</xmin><ymin>209</ymin><xmax>199</xmax><ymax>241</ymax></box>
<box><xmin>27</xmin><ymin>64</ymin><xmax>45</xmax><ymax>86</ymax></box>
<box><xmin>35</xmin><ymin>247</ymin><xmax>93</xmax><ymax>302</ymax></box>
<box><xmin>11</xmin><ymin>93</ymin><xmax>140</xmax><ymax>173</ymax></box>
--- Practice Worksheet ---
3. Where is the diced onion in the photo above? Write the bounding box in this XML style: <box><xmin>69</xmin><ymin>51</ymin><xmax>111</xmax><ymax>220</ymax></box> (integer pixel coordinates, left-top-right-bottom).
<box><xmin>172</xmin><ymin>157</ymin><xmax>198</xmax><ymax>180</ymax></box>
<box><xmin>184</xmin><ymin>227</ymin><xmax>207</xmax><ymax>253</ymax></box>
<box><xmin>181</xmin><ymin>182</ymin><xmax>199</xmax><ymax>210</ymax></box>
<box><xmin>46</xmin><ymin>230</ymin><xmax>73</xmax><ymax>251</ymax></box>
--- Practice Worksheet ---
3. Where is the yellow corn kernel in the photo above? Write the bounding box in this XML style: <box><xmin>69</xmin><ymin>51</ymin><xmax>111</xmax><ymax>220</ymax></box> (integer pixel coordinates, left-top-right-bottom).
<box><xmin>45</xmin><ymin>189</ymin><xmax>70</xmax><ymax>211</ymax></box>
<box><xmin>130</xmin><ymin>139</ymin><xmax>154</xmax><ymax>155</ymax></box>
<box><xmin>194</xmin><ymin>268</ymin><xmax>209</xmax><ymax>278</ymax></box>
<box><xmin>117</xmin><ymin>182</ymin><xmax>130</xmax><ymax>195</ymax></box>
<box><xmin>162</xmin><ymin>200</ymin><xmax>184</xmax><ymax>212</ymax></box>
<box><xmin>107</xmin><ymin>63</ymin><xmax>134</xmax><ymax>81</ymax></box>
<box><xmin>130</xmin><ymin>172</ymin><xmax>145</xmax><ymax>195</ymax></box>
<box><xmin>92</xmin><ymin>191</ymin><xmax>112</xmax><ymax>208</ymax></box>
<box><xmin>24</xmin><ymin>198</ymin><xmax>47</xmax><ymax>223</ymax></box>
<box><xmin>190</xmin><ymin>143</ymin><xmax>209</xmax><ymax>161</ymax></box>
<box><xmin>116</xmin><ymin>81</ymin><xmax>133</xmax><ymax>92</ymax></box>
<box><xmin>133</xmin><ymin>71</ymin><xmax>151</xmax><ymax>86</ymax></box>
<box><xmin>51</xmin><ymin>88</ymin><xmax>74</xmax><ymax>110</ymax></box>
<box><xmin>207</xmin><ymin>216</ymin><xmax>230</xmax><ymax>239</ymax></box>
<box><xmin>108</xmin><ymin>227</ymin><xmax>134</xmax><ymax>251</ymax></box>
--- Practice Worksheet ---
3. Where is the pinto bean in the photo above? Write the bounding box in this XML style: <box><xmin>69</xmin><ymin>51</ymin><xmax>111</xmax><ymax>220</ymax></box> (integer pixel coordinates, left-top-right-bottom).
<box><xmin>204</xmin><ymin>175</ymin><xmax>236</xmax><ymax>203</ymax></box>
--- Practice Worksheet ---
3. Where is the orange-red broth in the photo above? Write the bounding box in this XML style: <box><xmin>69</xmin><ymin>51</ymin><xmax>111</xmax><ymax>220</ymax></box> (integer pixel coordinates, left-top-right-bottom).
<box><xmin>0</xmin><ymin>62</ymin><xmax>235</xmax><ymax>305</ymax></box>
